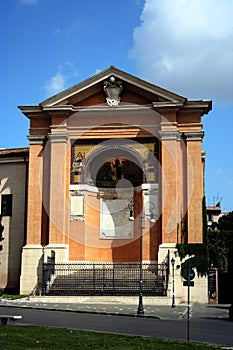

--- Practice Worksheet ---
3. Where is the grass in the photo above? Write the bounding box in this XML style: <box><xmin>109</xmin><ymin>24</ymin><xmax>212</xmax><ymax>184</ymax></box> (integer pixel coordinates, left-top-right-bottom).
<box><xmin>0</xmin><ymin>326</ymin><xmax>221</xmax><ymax>350</ymax></box>
<box><xmin>0</xmin><ymin>294</ymin><xmax>27</xmax><ymax>300</ymax></box>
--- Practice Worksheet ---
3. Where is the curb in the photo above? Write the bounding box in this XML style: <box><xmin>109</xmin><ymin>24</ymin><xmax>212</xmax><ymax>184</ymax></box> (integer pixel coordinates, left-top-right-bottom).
<box><xmin>0</xmin><ymin>303</ymin><xmax>161</xmax><ymax>319</ymax></box>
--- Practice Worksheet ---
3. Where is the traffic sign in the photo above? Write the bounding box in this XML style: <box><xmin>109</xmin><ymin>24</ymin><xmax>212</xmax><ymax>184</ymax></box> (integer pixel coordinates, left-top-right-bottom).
<box><xmin>182</xmin><ymin>268</ymin><xmax>195</xmax><ymax>281</ymax></box>
<box><xmin>183</xmin><ymin>281</ymin><xmax>194</xmax><ymax>287</ymax></box>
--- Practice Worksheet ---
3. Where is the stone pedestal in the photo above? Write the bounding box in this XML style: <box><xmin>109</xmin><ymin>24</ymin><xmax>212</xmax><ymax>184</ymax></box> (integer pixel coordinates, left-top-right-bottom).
<box><xmin>20</xmin><ymin>245</ymin><xmax>44</xmax><ymax>295</ymax></box>
<box><xmin>20</xmin><ymin>244</ymin><xmax>69</xmax><ymax>295</ymax></box>
<box><xmin>43</xmin><ymin>244</ymin><xmax>69</xmax><ymax>263</ymax></box>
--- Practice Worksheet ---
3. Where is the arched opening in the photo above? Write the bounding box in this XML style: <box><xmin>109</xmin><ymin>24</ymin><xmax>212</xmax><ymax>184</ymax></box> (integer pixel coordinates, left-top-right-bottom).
<box><xmin>86</xmin><ymin>145</ymin><xmax>145</xmax><ymax>189</ymax></box>
<box><xmin>71</xmin><ymin>138</ymin><xmax>159</xmax><ymax>187</ymax></box>
<box><xmin>94</xmin><ymin>158</ymin><xmax>143</xmax><ymax>188</ymax></box>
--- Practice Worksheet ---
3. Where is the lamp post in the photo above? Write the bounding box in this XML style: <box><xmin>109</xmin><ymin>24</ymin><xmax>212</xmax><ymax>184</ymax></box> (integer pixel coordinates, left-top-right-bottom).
<box><xmin>137</xmin><ymin>212</ymin><xmax>144</xmax><ymax>315</ymax></box>
<box><xmin>0</xmin><ymin>215</ymin><xmax>4</xmax><ymax>251</ymax></box>
<box><xmin>128</xmin><ymin>199</ymin><xmax>155</xmax><ymax>316</ymax></box>
<box><xmin>171</xmin><ymin>257</ymin><xmax>175</xmax><ymax>308</ymax></box>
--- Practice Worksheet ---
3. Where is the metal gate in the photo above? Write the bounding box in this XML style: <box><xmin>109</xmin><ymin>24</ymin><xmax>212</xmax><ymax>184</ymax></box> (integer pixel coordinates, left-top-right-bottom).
<box><xmin>42</xmin><ymin>261</ymin><xmax>169</xmax><ymax>296</ymax></box>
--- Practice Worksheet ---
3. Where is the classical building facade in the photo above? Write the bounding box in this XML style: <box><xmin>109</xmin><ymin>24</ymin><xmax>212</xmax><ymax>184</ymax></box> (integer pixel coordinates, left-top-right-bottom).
<box><xmin>7</xmin><ymin>66</ymin><xmax>212</xmax><ymax>302</ymax></box>
<box><xmin>0</xmin><ymin>148</ymin><xmax>28</xmax><ymax>292</ymax></box>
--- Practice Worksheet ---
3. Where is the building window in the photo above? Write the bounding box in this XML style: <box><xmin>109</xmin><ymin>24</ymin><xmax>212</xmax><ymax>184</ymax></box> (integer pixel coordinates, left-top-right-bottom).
<box><xmin>1</xmin><ymin>194</ymin><xmax>13</xmax><ymax>216</ymax></box>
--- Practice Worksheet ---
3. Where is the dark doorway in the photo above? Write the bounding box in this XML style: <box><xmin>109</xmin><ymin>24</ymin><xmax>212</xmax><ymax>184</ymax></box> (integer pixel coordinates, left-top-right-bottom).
<box><xmin>218</xmin><ymin>248</ymin><xmax>233</xmax><ymax>304</ymax></box>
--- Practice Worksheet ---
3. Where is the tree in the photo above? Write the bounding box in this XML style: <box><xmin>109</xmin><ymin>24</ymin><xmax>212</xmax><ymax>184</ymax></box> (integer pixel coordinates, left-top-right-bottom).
<box><xmin>208</xmin><ymin>211</ymin><xmax>233</xmax><ymax>272</ymax></box>
<box><xmin>176</xmin><ymin>196</ymin><xmax>209</xmax><ymax>277</ymax></box>
<box><xmin>218</xmin><ymin>211</ymin><xmax>233</xmax><ymax>231</ymax></box>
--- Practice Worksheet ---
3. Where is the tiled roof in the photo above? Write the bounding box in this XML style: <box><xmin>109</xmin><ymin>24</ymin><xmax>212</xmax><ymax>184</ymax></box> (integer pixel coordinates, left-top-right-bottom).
<box><xmin>0</xmin><ymin>148</ymin><xmax>29</xmax><ymax>158</ymax></box>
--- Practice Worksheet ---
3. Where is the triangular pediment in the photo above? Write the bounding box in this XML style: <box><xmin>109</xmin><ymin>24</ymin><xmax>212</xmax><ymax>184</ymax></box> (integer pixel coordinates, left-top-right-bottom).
<box><xmin>40</xmin><ymin>66</ymin><xmax>186</xmax><ymax>108</ymax></box>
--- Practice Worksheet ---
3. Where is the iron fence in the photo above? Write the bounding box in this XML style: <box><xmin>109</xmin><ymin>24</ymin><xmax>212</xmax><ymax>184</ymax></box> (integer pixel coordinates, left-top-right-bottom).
<box><xmin>42</xmin><ymin>260</ymin><xmax>169</xmax><ymax>296</ymax></box>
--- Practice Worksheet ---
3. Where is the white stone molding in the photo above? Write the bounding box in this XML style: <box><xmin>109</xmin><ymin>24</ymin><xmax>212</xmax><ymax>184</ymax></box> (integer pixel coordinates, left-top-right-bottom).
<box><xmin>183</xmin><ymin>131</ymin><xmax>204</xmax><ymax>141</ymax></box>
<box><xmin>48</xmin><ymin>133</ymin><xmax>69</xmax><ymax>143</ymax></box>
<box><xmin>27</xmin><ymin>135</ymin><xmax>46</xmax><ymax>145</ymax></box>
<box><xmin>158</xmin><ymin>130</ymin><xmax>181</xmax><ymax>141</ymax></box>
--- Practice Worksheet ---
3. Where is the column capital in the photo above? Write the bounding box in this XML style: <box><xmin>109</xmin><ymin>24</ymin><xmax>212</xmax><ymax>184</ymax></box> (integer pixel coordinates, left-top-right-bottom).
<box><xmin>27</xmin><ymin>135</ymin><xmax>46</xmax><ymax>145</ymax></box>
<box><xmin>49</xmin><ymin>133</ymin><xmax>69</xmax><ymax>143</ymax></box>
<box><xmin>158</xmin><ymin>130</ymin><xmax>181</xmax><ymax>141</ymax></box>
<box><xmin>183</xmin><ymin>131</ymin><xmax>204</xmax><ymax>141</ymax></box>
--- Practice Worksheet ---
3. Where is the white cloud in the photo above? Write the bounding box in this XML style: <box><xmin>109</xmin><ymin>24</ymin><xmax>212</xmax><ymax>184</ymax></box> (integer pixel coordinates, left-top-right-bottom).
<box><xmin>95</xmin><ymin>69</ymin><xmax>102</xmax><ymax>74</ymax></box>
<box><xmin>43</xmin><ymin>62</ymin><xmax>79</xmax><ymax>97</ymax></box>
<box><xmin>20</xmin><ymin>0</ymin><xmax>38</xmax><ymax>4</ymax></box>
<box><xmin>44</xmin><ymin>72</ymin><xmax>65</xmax><ymax>96</ymax></box>
<box><xmin>216</xmin><ymin>168</ymin><xmax>223</xmax><ymax>176</ymax></box>
<box><xmin>52</xmin><ymin>19</ymin><xmax>80</xmax><ymax>37</ymax></box>
<box><xmin>131</xmin><ymin>0</ymin><xmax>233</xmax><ymax>104</ymax></box>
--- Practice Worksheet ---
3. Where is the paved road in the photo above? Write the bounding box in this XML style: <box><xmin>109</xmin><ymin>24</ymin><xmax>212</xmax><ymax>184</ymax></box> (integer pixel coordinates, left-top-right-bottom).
<box><xmin>1</xmin><ymin>306</ymin><xmax>233</xmax><ymax>347</ymax></box>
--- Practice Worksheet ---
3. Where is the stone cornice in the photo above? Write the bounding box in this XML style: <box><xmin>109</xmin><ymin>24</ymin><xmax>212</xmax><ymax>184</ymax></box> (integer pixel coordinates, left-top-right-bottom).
<box><xmin>153</xmin><ymin>100</ymin><xmax>212</xmax><ymax>116</ymax></box>
<box><xmin>183</xmin><ymin>131</ymin><xmax>204</xmax><ymax>141</ymax></box>
<box><xmin>19</xmin><ymin>103</ymin><xmax>159</xmax><ymax>120</ymax></box>
<box><xmin>177</xmin><ymin>122</ymin><xmax>202</xmax><ymax>128</ymax></box>
<box><xmin>27</xmin><ymin>135</ymin><xmax>46</xmax><ymax>145</ymax></box>
<box><xmin>18</xmin><ymin>106</ymin><xmax>46</xmax><ymax>119</ymax></box>
<box><xmin>153</xmin><ymin>101</ymin><xmax>184</xmax><ymax>110</ymax></box>
<box><xmin>18</xmin><ymin>105</ymin><xmax>75</xmax><ymax>119</ymax></box>
<box><xmin>73</xmin><ymin>104</ymin><xmax>154</xmax><ymax>112</ymax></box>
<box><xmin>158</xmin><ymin>130</ymin><xmax>181</xmax><ymax>141</ymax></box>
<box><xmin>178</xmin><ymin>100</ymin><xmax>212</xmax><ymax>115</ymax></box>
<box><xmin>42</xmin><ymin>105</ymin><xmax>75</xmax><ymax>115</ymax></box>
<box><xmin>48</xmin><ymin>133</ymin><xmax>69</xmax><ymax>143</ymax></box>
<box><xmin>19</xmin><ymin>101</ymin><xmax>212</xmax><ymax>120</ymax></box>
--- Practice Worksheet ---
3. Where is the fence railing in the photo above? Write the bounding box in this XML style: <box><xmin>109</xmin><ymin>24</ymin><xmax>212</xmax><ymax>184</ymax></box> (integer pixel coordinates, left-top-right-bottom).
<box><xmin>42</xmin><ymin>260</ymin><xmax>169</xmax><ymax>296</ymax></box>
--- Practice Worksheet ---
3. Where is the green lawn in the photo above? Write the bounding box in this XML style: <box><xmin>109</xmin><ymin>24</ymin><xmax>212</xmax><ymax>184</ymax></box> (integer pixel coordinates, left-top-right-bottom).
<box><xmin>0</xmin><ymin>294</ymin><xmax>27</xmax><ymax>300</ymax></box>
<box><xmin>0</xmin><ymin>326</ymin><xmax>221</xmax><ymax>350</ymax></box>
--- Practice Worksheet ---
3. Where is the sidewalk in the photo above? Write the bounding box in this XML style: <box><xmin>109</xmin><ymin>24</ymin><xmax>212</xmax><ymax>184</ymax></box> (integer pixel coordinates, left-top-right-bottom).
<box><xmin>0</xmin><ymin>297</ymin><xmax>231</xmax><ymax>320</ymax></box>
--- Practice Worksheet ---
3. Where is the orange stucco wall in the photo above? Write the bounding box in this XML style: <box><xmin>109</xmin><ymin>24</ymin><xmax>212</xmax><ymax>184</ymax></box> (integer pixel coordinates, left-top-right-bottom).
<box><xmin>26</xmin><ymin>143</ymin><xmax>43</xmax><ymax>244</ymax></box>
<box><xmin>186</xmin><ymin>139</ymin><xmax>204</xmax><ymax>243</ymax></box>
<box><xmin>68</xmin><ymin>190</ymin><xmax>159</xmax><ymax>262</ymax></box>
<box><xmin>161</xmin><ymin>137</ymin><xmax>180</xmax><ymax>243</ymax></box>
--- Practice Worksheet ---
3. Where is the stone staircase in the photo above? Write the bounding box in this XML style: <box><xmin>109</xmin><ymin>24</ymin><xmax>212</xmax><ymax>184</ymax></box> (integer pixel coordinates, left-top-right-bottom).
<box><xmin>43</xmin><ymin>266</ymin><xmax>168</xmax><ymax>297</ymax></box>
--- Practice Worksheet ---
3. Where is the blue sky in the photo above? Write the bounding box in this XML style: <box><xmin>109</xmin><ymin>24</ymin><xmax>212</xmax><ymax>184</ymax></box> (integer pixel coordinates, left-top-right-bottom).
<box><xmin>1</xmin><ymin>0</ymin><xmax>233</xmax><ymax>211</ymax></box>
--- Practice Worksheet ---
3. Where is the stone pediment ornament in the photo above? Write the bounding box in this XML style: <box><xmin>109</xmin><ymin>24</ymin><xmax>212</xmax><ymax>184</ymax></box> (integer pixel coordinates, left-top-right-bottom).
<box><xmin>103</xmin><ymin>76</ymin><xmax>123</xmax><ymax>107</ymax></box>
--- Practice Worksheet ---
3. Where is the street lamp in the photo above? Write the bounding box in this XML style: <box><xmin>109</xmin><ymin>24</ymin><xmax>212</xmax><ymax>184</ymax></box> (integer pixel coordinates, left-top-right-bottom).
<box><xmin>171</xmin><ymin>257</ymin><xmax>175</xmax><ymax>308</ymax></box>
<box><xmin>128</xmin><ymin>199</ymin><xmax>155</xmax><ymax>316</ymax></box>
<box><xmin>0</xmin><ymin>215</ymin><xmax>4</xmax><ymax>251</ymax></box>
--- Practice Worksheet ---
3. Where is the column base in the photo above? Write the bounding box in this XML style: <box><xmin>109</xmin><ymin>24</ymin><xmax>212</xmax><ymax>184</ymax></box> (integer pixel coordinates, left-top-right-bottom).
<box><xmin>20</xmin><ymin>245</ymin><xmax>44</xmax><ymax>295</ymax></box>
<box><xmin>20</xmin><ymin>244</ymin><xmax>69</xmax><ymax>295</ymax></box>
